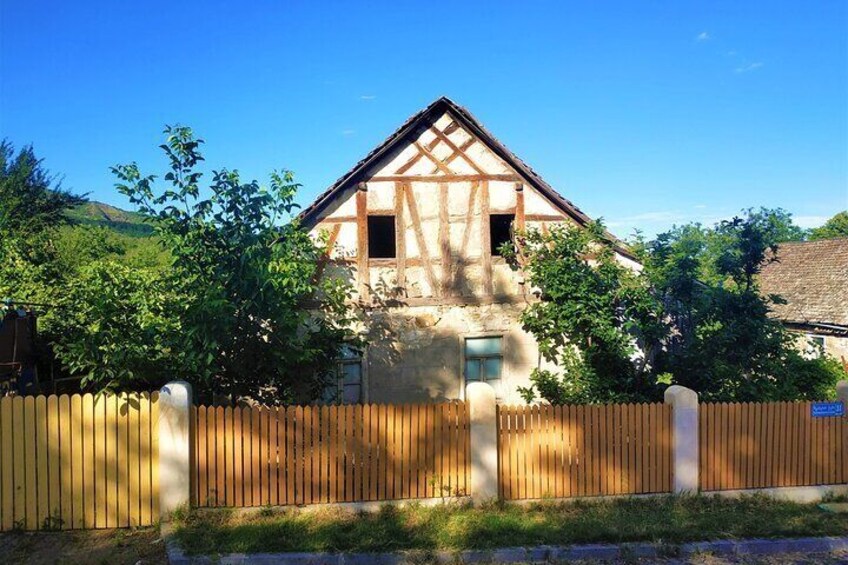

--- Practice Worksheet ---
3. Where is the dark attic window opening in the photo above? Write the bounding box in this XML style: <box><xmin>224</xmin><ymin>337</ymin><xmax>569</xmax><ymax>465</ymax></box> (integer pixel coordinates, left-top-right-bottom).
<box><xmin>368</xmin><ymin>215</ymin><xmax>396</xmax><ymax>258</ymax></box>
<box><xmin>490</xmin><ymin>214</ymin><xmax>515</xmax><ymax>256</ymax></box>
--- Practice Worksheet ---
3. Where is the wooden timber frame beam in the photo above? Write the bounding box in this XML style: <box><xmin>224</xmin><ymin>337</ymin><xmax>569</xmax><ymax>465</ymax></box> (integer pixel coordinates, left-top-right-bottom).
<box><xmin>403</xmin><ymin>185</ymin><xmax>440</xmax><ymax>295</ymax></box>
<box><xmin>430</xmin><ymin>126</ymin><xmax>486</xmax><ymax>175</ymax></box>
<box><xmin>370</xmin><ymin>174</ymin><xmax>519</xmax><ymax>182</ymax></box>
<box><xmin>515</xmin><ymin>182</ymin><xmax>525</xmax><ymax>231</ymax></box>
<box><xmin>439</xmin><ymin>182</ymin><xmax>451</xmax><ymax>296</ymax></box>
<box><xmin>356</xmin><ymin>182</ymin><xmax>369</xmax><ymax>300</ymax></box>
<box><xmin>414</xmin><ymin>141</ymin><xmax>455</xmax><ymax>175</ymax></box>
<box><xmin>311</xmin><ymin>223</ymin><xmax>342</xmax><ymax>286</ymax></box>
<box><xmin>480</xmin><ymin>180</ymin><xmax>493</xmax><ymax>296</ymax></box>
<box><xmin>394</xmin><ymin>182</ymin><xmax>407</xmax><ymax>290</ymax></box>
<box><xmin>514</xmin><ymin>182</ymin><xmax>527</xmax><ymax>296</ymax></box>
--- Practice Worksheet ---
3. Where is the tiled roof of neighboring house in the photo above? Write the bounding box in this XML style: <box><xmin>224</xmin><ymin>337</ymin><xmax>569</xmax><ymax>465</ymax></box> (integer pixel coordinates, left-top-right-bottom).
<box><xmin>759</xmin><ymin>238</ymin><xmax>848</xmax><ymax>329</ymax></box>
<box><xmin>297</xmin><ymin>96</ymin><xmax>637</xmax><ymax>261</ymax></box>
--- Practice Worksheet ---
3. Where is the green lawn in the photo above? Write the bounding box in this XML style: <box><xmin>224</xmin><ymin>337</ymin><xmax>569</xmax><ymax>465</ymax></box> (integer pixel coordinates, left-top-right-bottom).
<box><xmin>172</xmin><ymin>494</ymin><xmax>848</xmax><ymax>555</ymax></box>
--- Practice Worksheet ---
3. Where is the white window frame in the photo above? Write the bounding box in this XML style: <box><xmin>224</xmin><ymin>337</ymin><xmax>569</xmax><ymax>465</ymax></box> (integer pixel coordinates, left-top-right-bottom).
<box><xmin>460</xmin><ymin>333</ymin><xmax>504</xmax><ymax>401</ymax></box>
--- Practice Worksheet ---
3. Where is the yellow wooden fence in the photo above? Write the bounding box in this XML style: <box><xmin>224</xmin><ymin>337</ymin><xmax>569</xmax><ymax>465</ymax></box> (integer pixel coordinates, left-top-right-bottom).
<box><xmin>700</xmin><ymin>401</ymin><xmax>847</xmax><ymax>491</ymax></box>
<box><xmin>0</xmin><ymin>393</ymin><xmax>159</xmax><ymax>531</ymax></box>
<box><xmin>497</xmin><ymin>403</ymin><xmax>673</xmax><ymax>500</ymax></box>
<box><xmin>193</xmin><ymin>402</ymin><xmax>470</xmax><ymax>507</ymax></box>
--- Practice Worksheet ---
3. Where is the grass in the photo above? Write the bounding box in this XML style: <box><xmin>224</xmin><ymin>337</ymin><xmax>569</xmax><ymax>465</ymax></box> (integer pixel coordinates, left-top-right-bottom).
<box><xmin>172</xmin><ymin>494</ymin><xmax>848</xmax><ymax>556</ymax></box>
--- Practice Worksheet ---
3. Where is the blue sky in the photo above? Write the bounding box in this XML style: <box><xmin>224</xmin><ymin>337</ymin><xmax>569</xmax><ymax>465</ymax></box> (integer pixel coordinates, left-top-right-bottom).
<box><xmin>1</xmin><ymin>1</ymin><xmax>846</xmax><ymax>238</ymax></box>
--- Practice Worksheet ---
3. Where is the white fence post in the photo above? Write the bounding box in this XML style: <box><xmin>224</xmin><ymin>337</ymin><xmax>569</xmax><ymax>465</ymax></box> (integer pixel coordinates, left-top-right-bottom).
<box><xmin>466</xmin><ymin>382</ymin><xmax>498</xmax><ymax>505</ymax></box>
<box><xmin>159</xmin><ymin>380</ymin><xmax>192</xmax><ymax>519</ymax></box>
<box><xmin>837</xmin><ymin>380</ymin><xmax>848</xmax><ymax>412</ymax></box>
<box><xmin>664</xmin><ymin>385</ymin><xmax>699</xmax><ymax>494</ymax></box>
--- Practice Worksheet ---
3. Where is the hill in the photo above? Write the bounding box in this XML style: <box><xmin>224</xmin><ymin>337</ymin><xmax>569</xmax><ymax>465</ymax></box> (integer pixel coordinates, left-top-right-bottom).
<box><xmin>66</xmin><ymin>201</ymin><xmax>154</xmax><ymax>236</ymax></box>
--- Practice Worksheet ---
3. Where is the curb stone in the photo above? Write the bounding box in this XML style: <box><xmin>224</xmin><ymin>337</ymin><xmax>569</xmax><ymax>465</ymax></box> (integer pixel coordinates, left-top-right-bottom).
<box><xmin>163</xmin><ymin>533</ymin><xmax>848</xmax><ymax>564</ymax></box>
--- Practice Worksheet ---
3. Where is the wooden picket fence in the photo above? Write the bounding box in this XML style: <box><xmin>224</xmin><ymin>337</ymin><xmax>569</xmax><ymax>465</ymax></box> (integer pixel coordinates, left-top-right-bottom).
<box><xmin>192</xmin><ymin>401</ymin><xmax>469</xmax><ymax>507</ymax></box>
<box><xmin>0</xmin><ymin>393</ymin><xmax>159</xmax><ymax>531</ymax></box>
<box><xmin>700</xmin><ymin>401</ymin><xmax>847</xmax><ymax>491</ymax></box>
<box><xmin>497</xmin><ymin>403</ymin><xmax>673</xmax><ymax>500</ymax></box>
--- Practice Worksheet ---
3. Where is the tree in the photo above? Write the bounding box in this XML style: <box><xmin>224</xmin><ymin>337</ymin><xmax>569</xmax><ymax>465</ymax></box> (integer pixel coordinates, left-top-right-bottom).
<box><xmin>809</xmin><ymin>211</ymin><xmax>848</xmax><ymax>241</ymax></box>
<box><xmin>744</xmin><ymin>207</ymin><xmax>807</xmax><ymax>243</ymax></box>
<box><xmin>112</xmin><ymin>125</ymin><xmax>357</xmax><ymax>403</ymax></box>
<box><xmin>0</xmin><ymin>140</ymin><xmax>85</xmax><ymax>240</ymax></box>
<box><xmin>642</xmin><ymin>211</ymin><xmax>845</xmax><ymax>401</ymax></box>
<box><xmin>503</xmin><ymin>221</ymin><xmax>666</xmax><ymax>404</ymax></box>
<box><xmin>513</xmin><ymin>208</ymin><xmax>845</xmax><ymax>406</ymax></box>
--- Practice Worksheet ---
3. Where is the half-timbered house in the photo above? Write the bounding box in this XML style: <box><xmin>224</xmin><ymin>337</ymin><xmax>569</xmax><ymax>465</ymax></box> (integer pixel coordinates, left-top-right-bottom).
<box><xmin>302</xmin><ymin>97</ymin><xmax>638</xmax><ymax>404</ymax></box>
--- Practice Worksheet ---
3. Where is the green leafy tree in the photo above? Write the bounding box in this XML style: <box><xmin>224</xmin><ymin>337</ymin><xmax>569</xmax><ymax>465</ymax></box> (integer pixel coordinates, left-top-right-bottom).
<box><xmin>504</xmin><ymin>221</ymin><xmax>665</xmax><ymax>404</ymax></box>
<box><xmin>0</xmin><ymin>141</ymin><xmax>175</xmax><ymax>392</ymax></box>
<box><xmin>112</xmin><ymin>125</ymin><xmax>357</xmax><ymax>403</ymax></box>
<box><xmin>0</xmin><ymin>140</ymin><xmax>85</xmax><ymax>240</ymax></box>
<box><xmin>642</xmin><ymin>211</ymin><xmax>845</xmax><ymax>401</ymax></box>
<box><xmin>51</xmin><ymin>262</ymin><xmax>184</xmax><ymax>391</ymax></box>
<box><xmin>809</xmin><ymin>211</ymin><xmax>848</xmax><ymax>241</ymax></box>
<box><xmin>514</xmin><ymin>208</ymin><xmax>844</xmax><ymax>405</ymax></box>
<box><xmin>0</xmin><ymin>140</ymin><xmax>87</xmax><ymax>321</ymax></box>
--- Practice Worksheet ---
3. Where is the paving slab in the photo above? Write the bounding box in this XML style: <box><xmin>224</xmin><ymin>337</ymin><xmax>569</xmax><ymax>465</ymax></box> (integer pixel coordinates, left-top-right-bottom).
<box><xmin>164</xmin><ymin>535</ymin><xmax>848</xmax><ymax>564</ymax></box>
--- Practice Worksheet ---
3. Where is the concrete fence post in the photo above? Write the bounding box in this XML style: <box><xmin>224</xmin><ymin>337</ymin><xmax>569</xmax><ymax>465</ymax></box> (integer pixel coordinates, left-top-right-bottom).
<box><xmin>159</xmin><ymin>380</ymin><xmax>192</xmax><ymax>519</ymax></box>
<box><xmin>837</xmin><ymin>380</ymin><xmax>848</xmax><ymax>412</ymax></box>
<box><xmin>664</xmin><ymin>385</ymin><xmax>699</xmax><ymax>494</ymax></box>
<box><xmin>466</xmin><ymin>382</ymin><xmax>498</xmax><ymax>505</ymax></box>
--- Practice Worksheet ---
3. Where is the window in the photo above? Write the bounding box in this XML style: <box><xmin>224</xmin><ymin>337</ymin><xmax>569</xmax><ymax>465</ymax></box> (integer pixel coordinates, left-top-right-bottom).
<box><xmin>490</xmin><ymin>214</ymin><xmax>515</xmax><ymax>256</ymax></box>
<box><xmin>368</xmin><ymin>216</ymin><xmax>396</xmax><ymax>258</ymax></box>
<box><xmin>464</xmin><ymin>336</ymin><xmax>503</xmax><ymax>386</ymax></box>
<box><xmin>323</xmin><ymin>345</ymin><xmax>363</xmax><ymax>404</ymax></box>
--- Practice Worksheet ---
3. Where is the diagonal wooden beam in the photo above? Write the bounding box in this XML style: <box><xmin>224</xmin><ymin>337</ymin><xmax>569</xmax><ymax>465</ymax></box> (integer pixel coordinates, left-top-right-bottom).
<box><xmin>311</xmin><ymin>223</ymin><xmax>342</xmax><ymax>285</ymax></box>
<box><xmin>395</xmin><ymin>136</ymin><xmax>441</xmax><ymax>175</ymax></box>
<box><xmin>443</xmin><ymin>121</ymin><xmax>460</xmax><ymax>135</ymax></box>
<box><xmin>430</xmin><ymin>128</ymin><xmax>485</xmax><ymax>174</ymax></box>
<box><xmin>459</xmin><ymin>180</ymin><xmax>479</xmax><ymax>255</ymax></box>
<box><xmin>403</xmin><ymin>186</ymin><xmax>440</xmax><ymax>295</ymax></box>
<box><xmin>444</xmin><ymin>138</ymin><xmax>475</xmax><ymax>168</ymax></box>
<box><xmin>414</xmin><ymin>141</ymin><xmax>454</xmax><ymax>176</ymax></box>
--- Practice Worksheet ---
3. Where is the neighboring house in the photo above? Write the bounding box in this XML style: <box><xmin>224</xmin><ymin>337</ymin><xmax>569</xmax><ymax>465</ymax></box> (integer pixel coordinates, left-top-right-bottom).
<box><xmin>302</xmin><ymin>97</ymin><xmax>638</xmax><ymax>404</ymax></box>
<box><xmin>759</xmin><ymin>238</ymin><xmax>848</xmax><ymax>362</ymax></box>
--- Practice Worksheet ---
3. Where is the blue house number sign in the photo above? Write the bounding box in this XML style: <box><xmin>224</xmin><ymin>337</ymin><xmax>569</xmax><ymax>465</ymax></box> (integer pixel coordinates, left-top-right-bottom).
<box><xmin>811</xmin><ymin>402</ymin><xmax>845</xmax><ymax>418</ymax></box>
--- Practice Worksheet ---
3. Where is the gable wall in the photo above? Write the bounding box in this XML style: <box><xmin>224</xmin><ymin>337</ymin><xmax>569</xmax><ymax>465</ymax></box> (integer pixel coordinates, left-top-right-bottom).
<box><xmin>311</xmin><ymin>111</ymin><xmax>575</xmax><ymax>304</ymax></box>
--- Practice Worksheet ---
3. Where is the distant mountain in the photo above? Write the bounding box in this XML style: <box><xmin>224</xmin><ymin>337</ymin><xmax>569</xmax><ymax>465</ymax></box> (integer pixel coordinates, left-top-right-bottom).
<box><xmin>66</xmin><ymin>201</ymin><xmax>154</xmax><ymax>236</ymax></box>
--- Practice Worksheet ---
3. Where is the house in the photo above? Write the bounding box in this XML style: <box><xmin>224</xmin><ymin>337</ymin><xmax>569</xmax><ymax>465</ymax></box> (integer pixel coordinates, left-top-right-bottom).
<box><xmin>759</xmin><ymin>238</ymin><xmax>848</xmax><ymax>362</ymax></box>
<box><xmin>302</xmin><ymin>97</ymin><xmax>638</xmax><ymax>404</ymax></box>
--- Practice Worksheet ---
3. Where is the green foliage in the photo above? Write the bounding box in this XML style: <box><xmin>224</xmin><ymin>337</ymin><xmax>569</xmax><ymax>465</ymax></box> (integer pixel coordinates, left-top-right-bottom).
<box><xmin>0</xmin><ymin>141</ymin><xmax>174</xmax><ymax>393</ymax></box>
<box><xmin>110</xmin><ymin>125</ymin><xmax>356</xmax><ymax>403</ymax></box>
<box><xmin>513</xmin><ymin>207</ymin><xmax>844</xmax><ymax>405</ymax></box>
<box><xmin>505</xmin><ymin>221</ymin><xmax>665</xmax><ymax>403</ymax></box>
<box><xmin>1</xmin><ymin>131</ymin><xmax>355</xmax><ymax>403</ymax></box>
<box><xmin>809</xmin><ymin>210</ymin><xmax>848</xmax><ymax>241</ymax></box>
<box><xmin>51</xmin><ymin>261</ymin><xmax>184</xmax><ymax>392</ymax></box>
<box><xmin>0</xmin><ymin>140</ymin><xmax>86</xmax><ymax>240</ymax></box>
<box><xmin>641</xmin><ymin>210</ymin><xmax>845</xmax><ymax>402</ymax></box>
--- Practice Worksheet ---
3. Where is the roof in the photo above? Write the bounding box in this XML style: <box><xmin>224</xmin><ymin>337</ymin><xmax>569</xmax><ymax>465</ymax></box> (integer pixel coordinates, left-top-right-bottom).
<box><xmin>298</xmin><ymin>96</ymin><xmax>637</xmax><ymax>261</ymax></box>
<box><xmin>759</xmin><ymin>238</ymin><xmax>848</xmax><ymax>329</ymax></box>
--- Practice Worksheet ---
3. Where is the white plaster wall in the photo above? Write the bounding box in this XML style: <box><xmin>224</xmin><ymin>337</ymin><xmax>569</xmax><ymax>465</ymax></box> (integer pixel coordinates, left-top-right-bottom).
<box><xmin>364</xmin><ymin>302</ymin><xmax>545</xmax><ymax>405</ymax></box>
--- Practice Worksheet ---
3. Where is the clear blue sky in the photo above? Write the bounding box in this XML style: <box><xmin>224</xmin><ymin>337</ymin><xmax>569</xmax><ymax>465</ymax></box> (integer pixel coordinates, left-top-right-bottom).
<box><xmin>2</xmin><ymin>1</ymin><xmax>846</xmax><ymax>237</ymax></box>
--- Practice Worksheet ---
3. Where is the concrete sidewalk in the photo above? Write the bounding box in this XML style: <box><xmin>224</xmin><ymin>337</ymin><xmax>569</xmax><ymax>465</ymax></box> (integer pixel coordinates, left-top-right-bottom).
<box><xmin>164</xmin><ymin>531</ymin><xmax>848</xmax><ymax>564</ymax></box>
